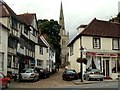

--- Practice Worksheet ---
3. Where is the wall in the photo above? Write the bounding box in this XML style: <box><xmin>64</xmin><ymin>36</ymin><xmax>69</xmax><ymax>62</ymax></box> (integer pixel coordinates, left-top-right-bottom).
<box><xmin>69</xmin><ymin>38</ymin><xmax>80</xmax><ymax>72</ymax></box>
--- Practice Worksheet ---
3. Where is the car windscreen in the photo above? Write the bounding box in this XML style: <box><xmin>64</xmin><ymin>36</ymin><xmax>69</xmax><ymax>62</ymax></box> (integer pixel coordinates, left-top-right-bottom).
<box><xmin>89</xmin><ymin>69</ymin><xmax>100</xmax><ymax>72</ymax></box>
<box><xmin>67</xmin><ymin>70</ymin><xmax>76</xmax><ymax>74</ymax></box>
<box><xmin>21</xmin><ymin>69</ymin><xmax>26</xmax><ymax>73</ymax></box>
<box><xmin>25</xmin><ymin>69</ymin><xmax>33</xmax><ymax>73</ymax></box>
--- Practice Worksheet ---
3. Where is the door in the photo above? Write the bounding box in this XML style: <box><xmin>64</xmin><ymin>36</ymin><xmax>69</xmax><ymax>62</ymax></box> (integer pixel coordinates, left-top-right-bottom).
<box><xmin>103</xmin><ymin>59</ymin><xmax>109</xmax><ymax>77</ymax></box>
<box><xmin>106</xmin><ymin>60</ymin><xmax>109</xmax><ymax>76</ymax></box>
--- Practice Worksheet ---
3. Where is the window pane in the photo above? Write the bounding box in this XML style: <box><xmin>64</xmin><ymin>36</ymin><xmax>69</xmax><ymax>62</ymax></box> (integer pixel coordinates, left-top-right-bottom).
<box><xmin>113</xmin><ymin>39</ymin><xmax>118</xmax><ymax>49</ymax></box>
<box><xmin>93</xmin><ymin>38</ymin><xmax>100</xmax><ymax>49</ymax></box>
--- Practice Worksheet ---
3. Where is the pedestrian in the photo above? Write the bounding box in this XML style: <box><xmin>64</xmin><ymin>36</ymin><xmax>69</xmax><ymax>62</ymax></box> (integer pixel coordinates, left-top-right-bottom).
<box><xmin>57</xmin><ymin>63</ymin><xmax>59</xmax><ymax>71</ymax></box>
<box><xmin>65</xmin><ymin>65</ymin><xmax>68</xmax><ymax>70</ymax></box>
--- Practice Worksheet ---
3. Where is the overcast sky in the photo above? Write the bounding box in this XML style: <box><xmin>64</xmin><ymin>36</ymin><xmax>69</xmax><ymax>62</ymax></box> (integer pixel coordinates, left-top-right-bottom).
<box><xmin>4</xmin><ymin>0</ymin><xmax>120</xmax><ymax>40</ymax></box>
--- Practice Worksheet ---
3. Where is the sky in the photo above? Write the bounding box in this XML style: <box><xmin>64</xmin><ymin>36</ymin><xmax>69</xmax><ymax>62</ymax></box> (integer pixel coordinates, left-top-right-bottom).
<box><xmin>3</xmin><ymin>0</ymin><xmax>120</xmax><ymax>40</ymax></box>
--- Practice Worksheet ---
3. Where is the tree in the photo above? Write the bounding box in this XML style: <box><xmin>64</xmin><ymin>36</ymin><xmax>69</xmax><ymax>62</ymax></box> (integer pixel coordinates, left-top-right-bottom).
<box><xmin>38</xmin><ymin>19</ymin><xmax>61</xmax><ymax>64</ymax></box>
<box><xmin>117</xmin><ymin>12</ymin><xmax>120</xmax><ymax>23</ymax></box>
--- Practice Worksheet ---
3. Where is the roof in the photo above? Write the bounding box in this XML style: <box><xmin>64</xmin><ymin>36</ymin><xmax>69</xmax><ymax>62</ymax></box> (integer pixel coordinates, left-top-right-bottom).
<box><xmin>68</xmin><ymin>18</ymin><xmax>120</xmax><ymax>46</ymax></box>
<box><xmin>38</xmin><ymin>35</ymin><xmax>48</xmax><ymax>48</ymax></box>
<box><xmin>18</xmin><ymin>13</ymin><xmax>36</xmax><ymax>26</ymax></box>
<box><xmin>0</xmin><ymin>1</ymin><xmax>19</xmax><ymax>20</ymax></box>
<box><xmin>77</xmin><ymin>24</ymin><xmax>87</xmax><ymax>29</ymax></box>
<box><xmin>0</xmin><ymin>22</ymin><xmax>10</xmax><ymax>31</ymax></box>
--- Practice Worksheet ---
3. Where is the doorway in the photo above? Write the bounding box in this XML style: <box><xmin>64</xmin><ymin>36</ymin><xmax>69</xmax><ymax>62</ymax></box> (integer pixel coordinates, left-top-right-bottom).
<box><xmin>103</xmin><ymin>59</ymin><xmax>109</xmax><ymax>77</ymax></box>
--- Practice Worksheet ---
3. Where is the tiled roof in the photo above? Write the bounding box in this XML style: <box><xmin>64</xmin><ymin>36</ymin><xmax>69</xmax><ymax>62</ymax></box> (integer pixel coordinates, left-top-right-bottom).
<box><xmin>77</xmin><ymin>24</ymin><xmax>87</xmax><ymax>29</ymax></box>
<box><xmin>68</xmin><ymin>18</ymin><xmax>120</xmax><ymax>46</ymax></box>
<box><xmin>81</xmin><ymin>18</ymin><xmax>120</xmax><ymax>37</ymax></box>
<box><xmin>0</xmin><ymin>1</ymin><xmax>19</xmax><ymax>20</ymax></box>
<box><xmin>17</xmin><ymin>13</ymin><xmax>36</xmax><ymax>26</ymax></box>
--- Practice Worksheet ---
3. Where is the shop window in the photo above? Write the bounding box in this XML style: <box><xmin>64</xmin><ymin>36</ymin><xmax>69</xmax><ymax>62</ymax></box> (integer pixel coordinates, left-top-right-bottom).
<box><xmin>117</xmin><ymin>59</ymin><xmax>120</xmax><ymax>72</ymax></box>
<box><xmin>112</xmin><ymin>59</ymin><xmax>120</xmax><ymax>73</ymax></box>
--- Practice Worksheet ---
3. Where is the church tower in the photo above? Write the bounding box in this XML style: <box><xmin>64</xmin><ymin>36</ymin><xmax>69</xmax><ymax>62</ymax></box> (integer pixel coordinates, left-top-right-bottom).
<box><xmin>59</xmin><ymin>1</ymin><xmax>69</xmax><ymax>66</ymax></box>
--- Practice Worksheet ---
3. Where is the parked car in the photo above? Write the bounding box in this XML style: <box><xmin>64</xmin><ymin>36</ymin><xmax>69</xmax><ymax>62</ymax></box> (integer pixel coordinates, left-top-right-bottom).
<box><xmin>0</xmin><ymin>72</ymin><xmax>11</xmax><ymax>88</ymax></box>
<box><xmin>83</xmin><ymin>69</ymin><xmax>103</xmax><ymax>81</ymax></box>
<box><xmin>62</xmin><ymin>69</ymin><xmax>78</xmax><ymax>81</ymax></box>
<box><xmin>19</xmin><ymin>68</ymin><xmax>39</xmax><ymax>81</ymax></box>
<box><xmin>35</xmin><ymin>68</ymin><xmax>50</xmax><ymax>79</ymax></box>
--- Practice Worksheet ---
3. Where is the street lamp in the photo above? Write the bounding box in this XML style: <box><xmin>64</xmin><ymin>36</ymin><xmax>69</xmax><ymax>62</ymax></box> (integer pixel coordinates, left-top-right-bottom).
<box><xmin>80</xmin><ymin>46</ymin><xmax>84</xmax><ymax>82</ymax></box>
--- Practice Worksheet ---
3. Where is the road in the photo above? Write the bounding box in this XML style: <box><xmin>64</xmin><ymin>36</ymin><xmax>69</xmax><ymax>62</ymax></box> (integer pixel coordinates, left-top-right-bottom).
<box><xmin>8</xmin><ymin>68</ymin><xmax>119</xmax><ymax>89</ymax></box>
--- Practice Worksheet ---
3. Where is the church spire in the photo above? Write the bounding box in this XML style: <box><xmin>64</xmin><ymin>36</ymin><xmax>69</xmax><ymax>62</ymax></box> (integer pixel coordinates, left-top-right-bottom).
<box><xmin>59</xmin><ymin>1</ymin><xmax>65</xmax><ymax>35</ymax></box>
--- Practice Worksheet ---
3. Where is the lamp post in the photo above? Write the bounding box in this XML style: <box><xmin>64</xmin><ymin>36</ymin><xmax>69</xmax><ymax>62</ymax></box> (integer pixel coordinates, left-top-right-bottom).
<box><xmin>80</xmin><ymin>46</ymin><xmax>84</xmax><ymax>82</ymax></box>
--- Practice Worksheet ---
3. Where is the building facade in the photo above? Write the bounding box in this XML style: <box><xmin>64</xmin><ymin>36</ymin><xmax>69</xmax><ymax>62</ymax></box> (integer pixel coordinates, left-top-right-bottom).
<box><xmin>68</xmin><ymin>18</ymin><xmax>120</xmax><ymax>79</ymax></box>
<box><xmin>0</xmin><ymin>23</ymin><xmax>9</xmax><ymax>75</ymax></box>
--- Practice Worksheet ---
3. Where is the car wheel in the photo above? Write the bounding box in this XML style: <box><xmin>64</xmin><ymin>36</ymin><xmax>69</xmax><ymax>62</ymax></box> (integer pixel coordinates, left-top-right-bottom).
<box><xmin>33</xmin><ymin>77</ymin><xmax>36</xmax><ymax>82</ymax></box>
<box><xmin>100</xmin><ymin>78</ymin><xmax>103</xmax><ymax>81</ymax></box>
<box><xmin>6</xmin><ymin>82</ymin><xmax>10</xmax><ymax>88</ymax></box>
<box><xmin>84</xmin><ymin>77</ymin><xmax>86</xmax><ymax>80</ymax></box>
<box><xmin>86</xmin><ymin>76</ymin><xmax>90</xmax><ymax>81</ymax></box>
<box><xmin>44</xmin><ymin>75</ymin><xmax>47</xmax><ymax>79</ymax></box>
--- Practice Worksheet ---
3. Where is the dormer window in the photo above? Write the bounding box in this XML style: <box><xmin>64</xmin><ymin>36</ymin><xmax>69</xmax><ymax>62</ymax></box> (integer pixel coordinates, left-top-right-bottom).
<box><xmin>93</xmin><ymin>38</ymin><xmax>100</xmax><ymax>49</ymax></box>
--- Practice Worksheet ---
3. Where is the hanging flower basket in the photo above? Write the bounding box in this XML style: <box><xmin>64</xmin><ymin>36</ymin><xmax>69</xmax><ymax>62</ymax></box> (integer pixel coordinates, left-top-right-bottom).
<box><xmin>76</xmin><ymin>58</ymin><xmax>87</xmax><ymax>64</ymax></box>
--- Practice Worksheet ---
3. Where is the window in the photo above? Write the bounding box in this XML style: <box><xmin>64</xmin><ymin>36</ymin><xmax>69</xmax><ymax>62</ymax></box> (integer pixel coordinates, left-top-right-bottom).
<box><xmin>111</xmin><ymin>59</ymin><xmax>120</xmax><ymax>73</ymax></box>
<box><xmin>93</xmin><ymin>38</ymin><xmax>100</xmax><ymax>49</ymax></box>
<box><xmin>39</xmin><ymin>46</ymin><xmax>43</xmax><ymax>54</ymax></box>
<box><xmin>33</xmin><ymin>29</ymin><xmax>36</xmax><ymax>36</ymax></box>
<box><xmin>0</xmin><ymin>36</ymin><xmax>1</xmax><ymax>44</ymax></box>
<box><xmin>62</xmin><ymin>39</ymin><xmax>66</xmax><ymax>45</ymax></box>
<box><xmin>13</xmin><ymin>56</ymin><xmax>18</xmax><ymax>69</ymax></box>
<box><xmin>46</xmin><ymin>48</ymin><xmax>49</xmax><ymax>53</ymax></box>
<box><xmin>12</xmin><ymin>18</ymin><xmax>18</xmax><ymax>30</ymax></box>
<box><xmin>0</xmin><ymin>53</ymin><xmax>4</xmax><ymax>70</ymax></box>
<box><xmin>70</xmin><ymin>44</ymin><xmax>73</xmax><ymax>56</ymax></box>
<box><xmin>8</xmin><ymin>38</ymin><xmax>17</xmax><ymax>48</ymax></box>
<box><xmin>37</xmin><ymin>60</ymin><xmax>43</xmax><ymax>66</ymax></box>
<box><xmin>7</xmin><ymin>55</ymin><xmax>12</xmax><ymax>68</ymax></box>
<box><xmin>113</xmin><ymin>38</ymin><xmax>120</xmax><ymax>50</ymax></box>
<box><xmin>24</xmin><ymin>26</ymin><xmax>28</xmax><ymax>35</ymax></box>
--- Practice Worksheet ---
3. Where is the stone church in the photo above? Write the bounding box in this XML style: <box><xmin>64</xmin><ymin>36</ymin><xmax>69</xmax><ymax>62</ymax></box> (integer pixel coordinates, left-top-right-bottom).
<box><xmin>59</xmin><ymin>2</ymin><xmax>69</xmax><ymax>66</ymax></box>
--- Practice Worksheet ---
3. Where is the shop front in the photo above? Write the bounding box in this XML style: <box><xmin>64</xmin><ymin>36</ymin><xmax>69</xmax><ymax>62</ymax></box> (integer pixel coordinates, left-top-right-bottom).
<box><xmin>86</xmin><ymin>52</ymin><xmax>120</xmax><ymax>79</ymax></box>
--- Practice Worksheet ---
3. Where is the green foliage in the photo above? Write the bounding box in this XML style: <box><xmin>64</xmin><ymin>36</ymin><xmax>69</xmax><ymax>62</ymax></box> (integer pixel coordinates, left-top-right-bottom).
<box><xmin>117</xmin><ymin>12</ymin><xmax>120</xmax><ymax>23</ymax></box>
<box><xmin>38</xmin><ymin>19</ymin><xmax>61</xmax><ymax>64</ymax></box>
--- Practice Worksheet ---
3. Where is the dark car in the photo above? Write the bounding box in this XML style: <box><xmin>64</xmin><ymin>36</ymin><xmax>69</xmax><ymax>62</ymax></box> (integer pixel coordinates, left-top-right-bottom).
<box><xmin>83</xmin><ymin>69</ymin><xmax>103</xmax><ymax>81</ymax></box>
<box><xmin>62</xmin><ymin>69</ymin><xmax>78</xmax><ymax>81</ymax></box>
<box><xmin>35</xmin><ymin>68</ymin><xmax>50</xmax><ymax>79</ymax></box>
<box><xmin>0</xmin><ymin>72</ymin><xmax>11</xmax><ymax>88</ymax></box>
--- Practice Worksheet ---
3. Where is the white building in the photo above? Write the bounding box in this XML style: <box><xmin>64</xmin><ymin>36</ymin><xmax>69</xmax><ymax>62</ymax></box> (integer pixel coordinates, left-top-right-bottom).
<box><xmin>68</xmin><ymin>18</ymin><xmax>120</xmax><ymax>79</ymax></box>
<box><xmin>0</xmin><ymin>22</ymin><xmax>9</xmax><ymax>75</ymax></box>
<box><xmin>35</xmin><ymin>35</ymin><xmax>56</xmax><ymax>73</ymax></box>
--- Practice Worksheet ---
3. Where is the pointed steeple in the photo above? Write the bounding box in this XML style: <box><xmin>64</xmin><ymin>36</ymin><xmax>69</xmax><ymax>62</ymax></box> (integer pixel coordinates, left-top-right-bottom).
<box><xmin>59</xmin><ymin>1</ymin><xmax>65</xmax><ymax>35</ymax></box>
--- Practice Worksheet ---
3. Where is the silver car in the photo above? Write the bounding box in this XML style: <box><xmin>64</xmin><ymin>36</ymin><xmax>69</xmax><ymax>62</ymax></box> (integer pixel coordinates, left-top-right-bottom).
<box><xmin>83</xmin><ymin>69</ymin><xmax>103</xmax><ymax>81</ymax></box>
<box><xmin>20</xmin><ymin>68</ymin><xmax>39</xmax><ymax>81</ymax></box>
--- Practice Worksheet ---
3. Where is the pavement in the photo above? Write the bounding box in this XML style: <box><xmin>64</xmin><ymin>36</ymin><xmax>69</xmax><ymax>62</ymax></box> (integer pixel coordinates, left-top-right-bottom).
<box><xmin>73</xmin><ymin>79</ymin><xmax>119</xmax><ymax>85</ymax></box>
